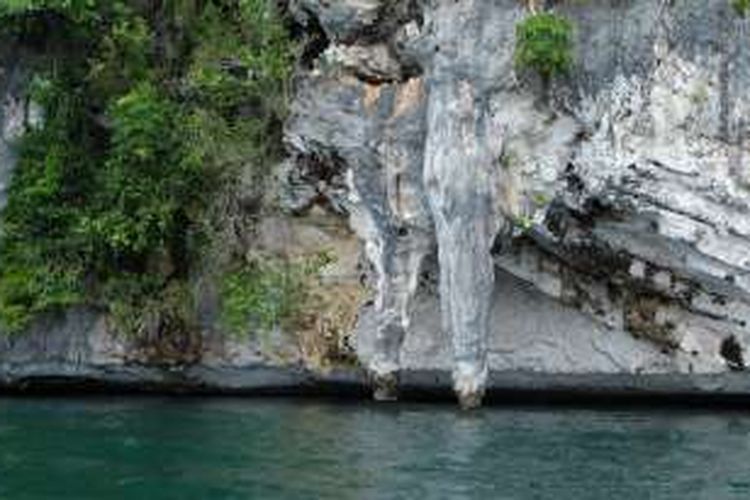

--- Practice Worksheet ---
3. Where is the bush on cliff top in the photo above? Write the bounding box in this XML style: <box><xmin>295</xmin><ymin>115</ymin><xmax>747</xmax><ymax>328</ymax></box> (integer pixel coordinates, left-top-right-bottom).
<box><xmin>0</xmin><ymin>0</ymin><xmax>293</xmax><ymax>335</ymax></box>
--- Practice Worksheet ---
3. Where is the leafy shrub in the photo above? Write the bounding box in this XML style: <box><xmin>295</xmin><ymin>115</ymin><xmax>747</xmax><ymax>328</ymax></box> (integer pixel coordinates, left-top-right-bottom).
<box><xmin>515</xmin><ymin>12</ymin><xmax>573</xmax><ymax>82</ymax></box>
<box><xmin>734</xmin><ymin>0</ymin><xmax>750</xmax><ymax>16</ymax></box>
<box><xmin>0</xmin><ymin>0</ymin><xmax>294</xmax><ymax>334</ymax></box>
<box><xmin>78</xmin><ymin>82</ymin><xmax>200</xmax><ymax>259</ymax></box>
<box><xmin>0</xmin><ymin>0</ymin><xmax>99</xmax><ymax>21</ymax></box>
<box><xmin>0</xmin><ymin>77</ymin><xmax>94</xmax><ymax>332</ymax></box>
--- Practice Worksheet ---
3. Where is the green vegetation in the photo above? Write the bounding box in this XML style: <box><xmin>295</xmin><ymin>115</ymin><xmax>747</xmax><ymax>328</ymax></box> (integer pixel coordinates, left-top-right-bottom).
<box><xmin>220</xmin><ymin>253</ymin><xmax>334</xmax><ymax>338</ymax></box>
<box><xmin>0</xmin><ymin>0</ymin><xmax>294</xmax><ymax>335</ymax></box>
<box><xmin>515</xmin><ymin>12</ymin><xmax>573</xmax><ymax>82</ymax></box>
<box><xmin>0</xmin><ymin>0</ymin><xmax>98</xmax><ymax>19</ymax></box>
<box><xmin>733</xmin><ymin>0</ymin><xmax>750</xmax><ymax>16</ymax></box>
<box><xmin>513</xmin><ymin>214</ymin><xmax>535</xmax><ymax>234</ymax></box>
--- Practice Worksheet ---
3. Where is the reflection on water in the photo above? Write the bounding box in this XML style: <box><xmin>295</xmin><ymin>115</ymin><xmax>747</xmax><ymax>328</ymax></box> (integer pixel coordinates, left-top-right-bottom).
<box><xmin>0</xmin><ymin>398</ymin><xmax>749</xmax><ymax>499</ymax></box>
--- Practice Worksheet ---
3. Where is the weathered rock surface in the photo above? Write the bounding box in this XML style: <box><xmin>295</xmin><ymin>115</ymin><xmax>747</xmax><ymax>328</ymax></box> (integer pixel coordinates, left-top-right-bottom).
<box><xmin>285</xmin><ymin>0</ymin><xmax>750</xmax><ymax>404</ymax></box>
<box><xmin>0</xmin><ymin>46</ymin><xmax>42</xmax><ymax>215</ymax></box>
<box><xmin>0</xmin><ymin>50</ymin><xmax>25</xmax><ymax>212</ymax></box>
<box><xmin>3</xmin><ymin>0</ymin><xmax>750</xmax><ymax>405</ymax></box>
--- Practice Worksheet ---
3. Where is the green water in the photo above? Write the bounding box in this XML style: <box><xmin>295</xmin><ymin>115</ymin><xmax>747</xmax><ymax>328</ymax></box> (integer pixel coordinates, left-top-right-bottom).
<box><xmin>1</xmin><ymin>398</ymin><xmax>749</xmax><ymax>499</ymax></box>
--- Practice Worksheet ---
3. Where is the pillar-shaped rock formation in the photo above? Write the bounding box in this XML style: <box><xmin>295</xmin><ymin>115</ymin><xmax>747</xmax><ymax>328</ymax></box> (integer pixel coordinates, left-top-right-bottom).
<box><xmin>423</xmin><ymin>0</ymin><xmax>501</xmax><ymax>408</ymax></box>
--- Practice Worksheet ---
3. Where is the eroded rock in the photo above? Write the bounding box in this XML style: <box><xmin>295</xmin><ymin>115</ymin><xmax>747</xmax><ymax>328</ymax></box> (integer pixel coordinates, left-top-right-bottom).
<box><xmin>287</xmin><ymin>0</ymin><xmax>750</xmax><ymax>405</ymax></box>
<box><xmin>3</xmin><ymin>1</ymin><xmax>750</xmax><ymax>405</ymax></box>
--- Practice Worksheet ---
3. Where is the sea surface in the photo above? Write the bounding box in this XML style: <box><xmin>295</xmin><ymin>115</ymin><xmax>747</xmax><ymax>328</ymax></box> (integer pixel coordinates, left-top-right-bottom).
<box><xmin>0</xmin><ymin>397</ymin><xmax>749</xmax><ymax>499</ymax></box>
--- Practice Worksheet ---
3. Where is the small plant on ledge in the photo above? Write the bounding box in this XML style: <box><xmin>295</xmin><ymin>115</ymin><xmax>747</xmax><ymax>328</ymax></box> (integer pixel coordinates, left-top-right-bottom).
<box><xmin>515</xmin><ymin>12</ymin><xmax>573</xmax><ymax>84</ymax></box>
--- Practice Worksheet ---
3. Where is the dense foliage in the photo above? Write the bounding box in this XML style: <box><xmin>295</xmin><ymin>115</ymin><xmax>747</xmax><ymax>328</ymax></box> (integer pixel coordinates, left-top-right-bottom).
<box><xmin>734</xmin><ymin>0</ymin><xmax>750</xmax><ymax>16</ymax></box>
<box><xmin>515</xmin><ymin>12</ymin><xmax>573</xmax><ymax>82</ymax></box>
<box><xmin>0</xmin><ymin>0</ymin><xmax>293</xmax><ymax>334</ymax></box>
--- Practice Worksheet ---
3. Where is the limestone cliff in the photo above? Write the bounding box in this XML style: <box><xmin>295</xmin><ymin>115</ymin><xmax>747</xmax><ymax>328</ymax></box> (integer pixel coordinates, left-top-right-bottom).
<box><xmin>3</xmin><ymin>0</ymin><xmax>750</xmax><ymax>406</ymax></box>
<box><xmin>285</xmin><ymin>0</ymin><xmax>750</xmax><ymax>405</ymax></box>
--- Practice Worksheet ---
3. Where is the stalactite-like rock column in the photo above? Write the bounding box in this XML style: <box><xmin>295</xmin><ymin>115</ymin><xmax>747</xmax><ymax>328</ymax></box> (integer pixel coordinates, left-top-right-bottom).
<box><xmin>423</xmin><ymin>0</ymin><xmax>501</xmax><ymax>409</ymax></box>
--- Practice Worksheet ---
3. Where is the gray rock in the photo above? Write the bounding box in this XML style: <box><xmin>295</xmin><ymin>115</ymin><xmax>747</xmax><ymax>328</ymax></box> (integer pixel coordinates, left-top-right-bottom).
<box><xmin>5</xmin><ymin>1</ymin><xmax>750</xmax><ymax>406</ymax></box>
<box><xmin>290</xmin><ymin>0</ymin><xmax>384</xmax><ymax>44</ymax></box>
<box><xmin>289</xmin><ymin>0</ymin><xmax>750</xmax><ymax>405</ymax></box>
<box><xmin>0</xmin><ymin>53</ymin><xmax>24</xmax><ymax>212</ymax></box>
<box><xmin>0</xmin><ymin>46</ymin><xmax>41</xmax><ymax>215</ymax></box>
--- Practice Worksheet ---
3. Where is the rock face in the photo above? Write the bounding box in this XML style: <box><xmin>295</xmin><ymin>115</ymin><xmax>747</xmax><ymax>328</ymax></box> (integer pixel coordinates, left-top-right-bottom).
<box><xmin>0</xmin><ymin>46</ymin><xmax>42</xmax><ymax>214</ymax></box>
<box><xmin>285</xmin><ymin>0</ymin><xmax>750</xmax><ymax>404</ymax></box>
<box><xmin>0</xmin><ymin>49</ymin><xmax>26</xmax><ymax>212</ymax></box>
<box><xmin>3</xmin><ymin>0</ymin><xmax>750</xmax><ymax>405</ymax></box>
